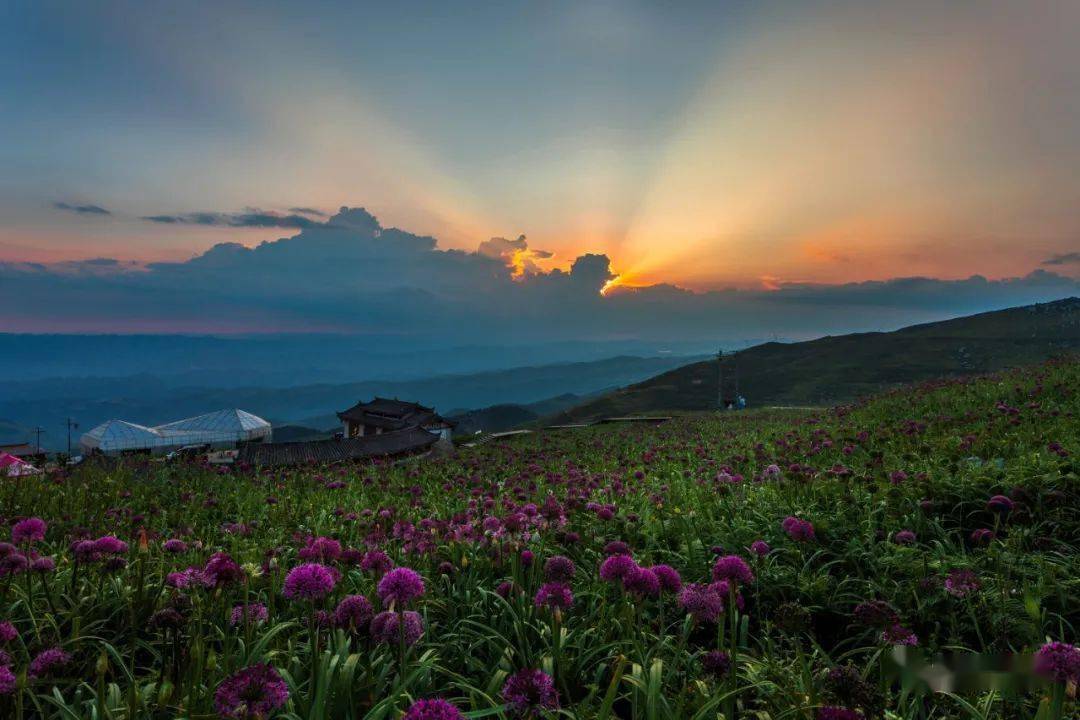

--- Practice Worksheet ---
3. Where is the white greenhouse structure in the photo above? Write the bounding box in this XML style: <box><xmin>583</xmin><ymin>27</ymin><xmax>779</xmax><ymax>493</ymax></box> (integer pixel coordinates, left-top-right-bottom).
<box><xmin>80</xmin><ymin>409</ymin><xmax>272</xmax><ymax>455</ymax></box>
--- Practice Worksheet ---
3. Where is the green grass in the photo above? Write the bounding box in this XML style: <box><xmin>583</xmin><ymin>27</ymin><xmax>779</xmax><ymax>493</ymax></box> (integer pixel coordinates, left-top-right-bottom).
<box><xmin>0</xmin><ymin>358</ymin><xmax>1077</xmax><ymax>719</ymax></box>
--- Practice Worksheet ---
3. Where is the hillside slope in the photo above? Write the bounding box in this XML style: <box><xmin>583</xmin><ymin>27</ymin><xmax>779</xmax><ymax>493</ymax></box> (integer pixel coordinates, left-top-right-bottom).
<box><xmin>549</xmin><ymin>297</ymin><xmax>1080</xmax><ymax>422</ymax></box>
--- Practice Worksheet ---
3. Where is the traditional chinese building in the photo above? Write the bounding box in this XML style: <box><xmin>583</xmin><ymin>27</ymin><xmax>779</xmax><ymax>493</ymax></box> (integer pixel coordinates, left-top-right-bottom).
<box><xmin>337</xmin><ymin>398</ymin><xmax>455</xmax><ymax>440</ymax></box>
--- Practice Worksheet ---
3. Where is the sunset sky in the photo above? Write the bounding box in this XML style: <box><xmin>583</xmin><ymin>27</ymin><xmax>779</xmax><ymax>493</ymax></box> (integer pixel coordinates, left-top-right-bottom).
<box><xmin>1</xmin><ymin>0</ymin><xmax>1078</xmax><ymax>337</ymax></box>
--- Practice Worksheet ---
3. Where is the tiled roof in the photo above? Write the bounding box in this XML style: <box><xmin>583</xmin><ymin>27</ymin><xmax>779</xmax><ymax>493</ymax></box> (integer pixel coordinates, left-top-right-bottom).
<box><xmin>336</xmin><ymin>397</ymin><xmax>454</xmax><ymax>428</ymax></box>
<box><xmin>237</xmin><ymin>427</ymin><xmax>439</xmax><ymax>467</ymax></box>
<box><xmin>0</xmin><ymin>443</ymin><xmax>38</xmax><ymax>457</ymax></box>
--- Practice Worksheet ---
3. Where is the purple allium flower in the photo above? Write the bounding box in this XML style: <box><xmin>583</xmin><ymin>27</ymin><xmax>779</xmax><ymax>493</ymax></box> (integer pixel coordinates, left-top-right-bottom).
<box><xmin>0</xmin><ymin>665</ymin><xmax>14</xmax><ymax>695</ymax></box>
<box><xmin>333</xmin><ymin>594</ymin><xmax>374</xmax><ymax>631</ymax></box>
<box><xmin>853</xmin><ymin>600</ymin><xmax>899</xmax><ymax>628</ymax></box>
<box><xmin>283</xmin><ymin>563</ymin><xmax>337</xmax><ymax>602</ymax></box>
<box><xmin>163</xmin><ymin>539</ymin><xmax>188</xmax><ymax>553</ymax></box>
<box><xmin>29</xmin><ymin>647</ymin><xmax>72</xmax><ymax>677</ymax></box>
<box><xmin>32</xmin><ymin>555</ymin><xmax>56</xmax><ymax>572</ymax></box>
<box><xmin>93</xmin><ymin>535</ymin><xmax>128</xmax><ymax>555</ymax></box>
<box><xmin>762</xmin><ymin>464</ymin><xmax>782</xmax><ymax>479</ymax></box>
<box><xmin>1033</xmin><ymin>641</ymin><xmax>1080</xmax><ymax>684</ymax></box>
<box><xmin>678</xmin><ymin>583</ymin><xmax>725</xmax><ymax>624</ymax></box>
<box><xmin>701</xmin><ymin>650</ymin><xmax>731</xmax><ymax>678</ymax></box>
<box><xmin>970</xmin><ymin>528</ymin><xmax>995</xmax><ymax>546</ymax></box>
<box><xmin>167</xmin><ymin>567</ymin><xmax>212</xmax><ymax>590</ymax></box>
<box><xmin>782</xmin><ymin>516</ymin><xmax>815</xmax><ymax>542</ymax></box>
<box><xmin>12</xmin><ymin>517</ymin><xmax>47</xmax><ymax>543</ymax></box>
<box><xmin>711</xmin><ymin>555</ymin><xmax>754</xmax><ymax>585</ymax></box>
<box><xmin>229</xmin><ymin>603</ymin><xmax>269</xmax><ymax>627</ymax></box>
<box><xmin>495</xmin><ymin>581</ymin><xmax>515</xmax><ymax>598</ymax></box>
<box><xmin>623</xmin><ymin>565</ymin><xmax>661</xmax><ymax>597</ymax></box>
<box><xmin>543</xmin><ymin>555</ymin><xmax>575</xmax><ymax>583</ymax></box>
<box><xmin>881</xmin><ymin>624</ymin><xmax>918</xmax><ymax>646</ymax></box>
<box><xmin>893</xmin><ymin>530</ymin><xmax>916</xmax><ymax>545</ymax></box>
<box><xmin>0</xmin><ymin>621</ymin><xmax>17</xmax><ymax>644</ymax></box>
<box><xmin>817</xmin><ymin>707</ymin><xmax>863</xmax><ymax>720</ymax></box>
<box><xmin>986</xmin><ymin>495</ymin><xmax>1014</xmax><ymax>514</ymax></box>
<box><xmin>0</xmin><ymin>552</ymin><xmax>28</xmax><ymax>577</ymax></box>
<box><xmin>520</xmin><ymin>549</ymin><xmax>534</xmax><ymax>566</ymax></box>
<box><xmin>603</xmin><ymin>540</ymin><xmax>630</xmax><ymax>556</ymax></box>
<box><xmin>650</xmin><ymin>564</ymin><xmax>682</xmax><ymax>593</ymax></box>
<box><xmin>213</xmin><ymin>664</ymin><xmax>289</xmax><ymax>719</ymax></box>
<box><xmin>709</xmin><ymin>580</ymin><xmax>745</xmax><ymax>611</ymax></box>
<box><xmin>944</xmin><ymin>569</ymin><xmax>980</xmax><ymax>598</ymax></box>
<box><xmin>749</xmin><ymin>540</ymin><xmax>771</xmax><ymax>557</ymax></box>
<box><xmin>103</xmin><ymin>555</ymin><xmax>127</xmax><ymax>572</ymax></box>
<box><xmin>403</xmin><ymin>698</ymin><xmax>465</xmax><ymax>720</ymax></box>
<box><xmin>534</xmin><ymin>582</ymin><xmax>574</xmax><ymax>611</ymax></box>
<box><xmin>298</xmin><ymin>536</ymin><xmax>342</xmax><ymax>563</ymax></box>
<box><xmin>377</xmin><ymin>567</ymin><xmax>425</xmax><ymax>607</ymax></box>
<box><xmin>149</xmin><ymin>607</ymin><xmax>186</xmax><ymax>631</ymax></box>
<box><xmin>72</xmin><ymin>539</ymin><xmax>99</xmax><ymax>563</ymax></box>
<box><xmin>360</xmin><ymin>549</ymin><xmax>392</xmax><ymax>575</ymax></box>
<box><xmin>599</xmin><ymin>554</ymin><xmax>636</xmax><ymax>582</ymax></box>
<box><xmin>369</xmin><ymin>610</ymin><xmax>424</xmax><ymax>646</ymax></box>
<box><xmin>501</xmin><ymin>669</ymin><xmax>560</xmax><ymax>716</ymax></box>
<box><xmin>204</xmin><ymin>552</ymin><xmax>245</xmax><ymax>587</ymax></box>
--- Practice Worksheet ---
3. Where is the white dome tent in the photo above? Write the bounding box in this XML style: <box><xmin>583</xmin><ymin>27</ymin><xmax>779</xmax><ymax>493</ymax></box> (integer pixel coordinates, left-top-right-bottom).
<box><xmin>80</xmin><ymin>409</ymin><xmax>271</xmax><ymax>455</ymax></box>
<box><xmin>80</xmin><ymin>420</ymin><xmax>163</xmax><ymax>454</ymax></box>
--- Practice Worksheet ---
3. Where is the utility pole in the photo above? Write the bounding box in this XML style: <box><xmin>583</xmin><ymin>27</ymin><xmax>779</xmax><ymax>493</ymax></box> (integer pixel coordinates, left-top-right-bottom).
<box><xmin>66</xmin><ymin>418</ymin><xmax>78</xmax><ymax>456</ymax></box>
<box><xmin>733</xmin><ymin>352</ymin><xmax>740</xmax><ymax>400</ymax></box>
<box><xmin>717</xmin><ymin>348</ymin><xmax>724</xmax><ymax>411</ymax></box>
<box><xmin>32</xmin><ymin>426</ymin><xmax>45</xmax><ymax>454</ymax></box>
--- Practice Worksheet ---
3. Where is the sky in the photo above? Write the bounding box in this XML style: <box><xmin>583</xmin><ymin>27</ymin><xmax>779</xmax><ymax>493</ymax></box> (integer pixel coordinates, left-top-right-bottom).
<box><xmin>1</xmin><ymin>0</ymin><xmax>1078</xmax><ymax>340</ymax></box>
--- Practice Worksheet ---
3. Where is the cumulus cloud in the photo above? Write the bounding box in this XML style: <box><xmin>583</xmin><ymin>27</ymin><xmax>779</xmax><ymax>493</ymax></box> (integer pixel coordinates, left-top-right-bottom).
<box><xmin>2</xmin><ymin>207</ymin><xmax>1077</xmax><ymax>341</ymax></box>
<box><xmin>1043</xmin><ymin>252</ymin><xmax>1080</xmax><ymax>266</ymax></box>
<box><xmin>477</xmin><ymin>235</ymin><xmax>553</xmax><ymax>276</ymax></box>
<box><xmin>54</xmin><ymin>202</ymin><xmax>111</xmax><ymax>216</ymax></box>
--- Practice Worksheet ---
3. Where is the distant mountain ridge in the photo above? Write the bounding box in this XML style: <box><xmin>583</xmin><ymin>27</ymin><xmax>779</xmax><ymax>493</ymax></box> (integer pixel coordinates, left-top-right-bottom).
<box><xmin>548</xmin><ymin>297</ymin><xmax>1080</xmax><ymax>423</ymax></box>
<box><xmin>0</xmin><ymin>354</ymin><xmax>703</xmax><ymax>450</ymax></box>
<box><xmin>447</xmin><ymin>393</ymin><xmax>590</xmax><ymax>435</ymax></box>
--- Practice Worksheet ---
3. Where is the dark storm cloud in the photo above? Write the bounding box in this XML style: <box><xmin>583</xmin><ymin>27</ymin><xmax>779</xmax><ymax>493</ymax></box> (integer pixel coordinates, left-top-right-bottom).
<box><xmin>140</xmin><ymin>210</ymin><xmax>323</xmax><ymax>229</ymax></box>
<box><xmin>2</xmin><ymin>206</ymin><xmax>1078</xmax><ymax>341</ymax></box>
<box><xmin>288</xmin><ymin>207</ymin><xmax>329</xmax><ymax>217</ymax></box>
<box><xmin>54</xmin><ymin>202</ymin><xmax>111</xmax><ymax>215</ymax></box>
<box><xmin>1042</xmin><ymin>251</ymin><xmax>1080</xmax><ymax>266</ymax></box>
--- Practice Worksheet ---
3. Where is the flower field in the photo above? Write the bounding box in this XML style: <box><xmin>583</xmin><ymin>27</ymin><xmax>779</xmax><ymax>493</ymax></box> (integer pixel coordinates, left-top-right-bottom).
<box><xmin>1</xmin><ymin>360</ymin><xmax>1078</xmax><ymax>719</ymax></box>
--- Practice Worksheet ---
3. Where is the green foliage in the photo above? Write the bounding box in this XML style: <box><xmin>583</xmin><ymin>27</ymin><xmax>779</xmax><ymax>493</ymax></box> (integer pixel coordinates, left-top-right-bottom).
<box><xmin>0</xmin><ymin>359</ymin><xmax>1077</xmax><ymax>719</ymax></box>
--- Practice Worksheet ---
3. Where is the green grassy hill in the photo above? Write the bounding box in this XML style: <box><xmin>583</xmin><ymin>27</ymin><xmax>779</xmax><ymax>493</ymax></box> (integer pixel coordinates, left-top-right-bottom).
<box><xmin>549</xmin><ymin>297</ymin><xmax>1080</xmax><ymax>422</ymax></box>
